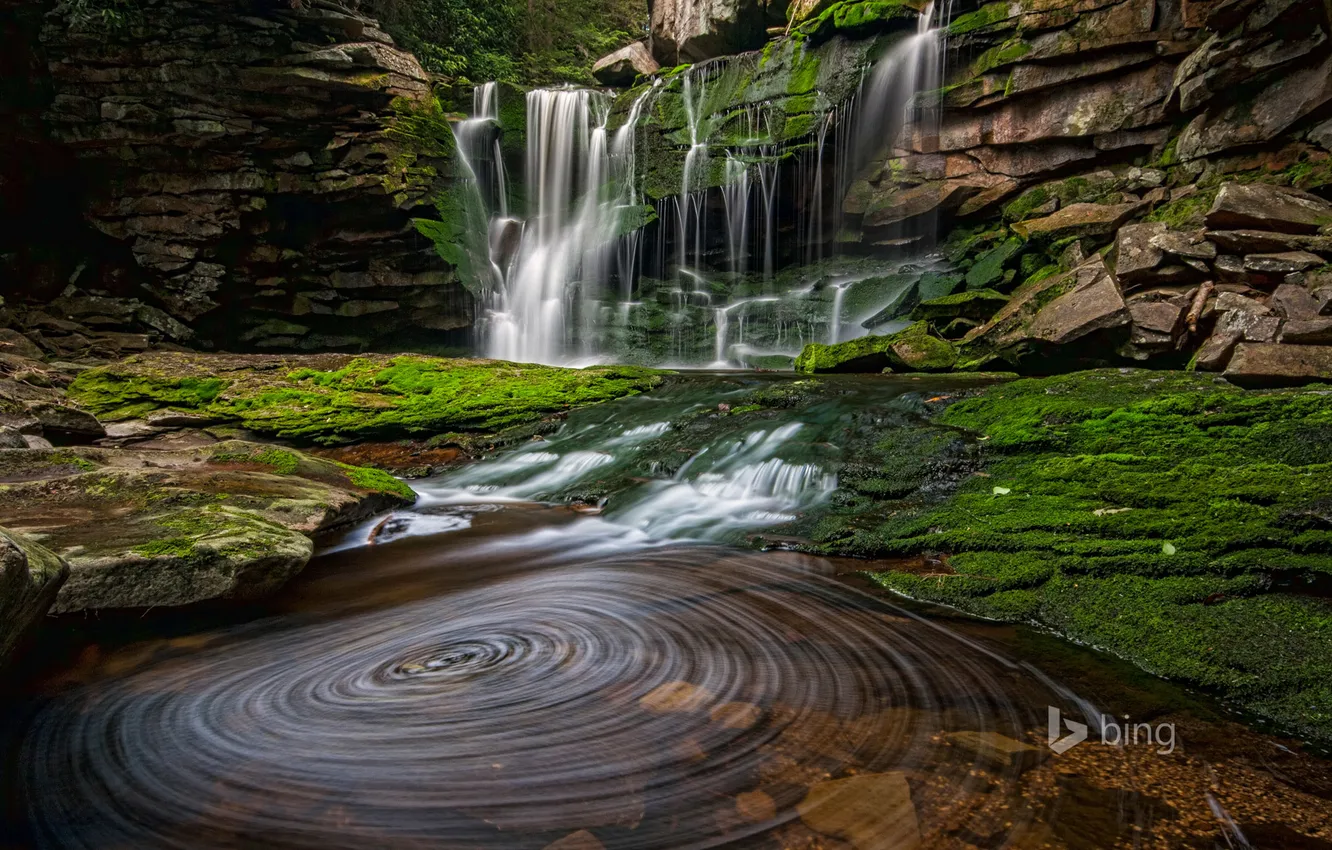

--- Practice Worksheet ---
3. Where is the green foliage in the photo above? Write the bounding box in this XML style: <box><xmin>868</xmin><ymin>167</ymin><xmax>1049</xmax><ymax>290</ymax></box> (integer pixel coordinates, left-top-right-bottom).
<box><xmin>62</xmin><ymin>0</ymin><xmax>135</xmax><ymax>31</ymax></box>
<box><xmin>367</xmin><ymin>0</ymin><xmax>523</xmax><ymax>82</ymax></box>
<box><xmin>368</xmin><ymin>0</ymin><xmax>647</xmax><ymax>86</ymax></box>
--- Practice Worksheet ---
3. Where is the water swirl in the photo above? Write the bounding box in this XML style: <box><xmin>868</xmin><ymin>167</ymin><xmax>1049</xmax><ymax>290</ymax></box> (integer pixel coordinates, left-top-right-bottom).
<box><xmin>14</xmin><ymin>542</ymin><xmax>1072</xmax><ymax>849</ymax></box>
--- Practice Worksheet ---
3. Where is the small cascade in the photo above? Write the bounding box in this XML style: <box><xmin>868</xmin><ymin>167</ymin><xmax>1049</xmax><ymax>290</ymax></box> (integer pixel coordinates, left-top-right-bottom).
<box><xmin>829</xmin><ymin>281</ymin><xmax>848</xmax><ymax>344</ymax></box>
<box><xmin>851</xmin><ymin>3</ymin><xmax>948</xmax><ymax>184</ymax></box>
<box><xmin>413</xmin><ymin>380</ymin><xmax>844</xmax><ymax>542</ymax></box>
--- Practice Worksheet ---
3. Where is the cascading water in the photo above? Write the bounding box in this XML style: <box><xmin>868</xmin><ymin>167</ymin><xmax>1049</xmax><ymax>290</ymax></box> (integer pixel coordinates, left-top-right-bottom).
<box><xmin>459</xmin><ymin>85</ymin><xmax>658</xmax><ymax>366</ymax></box>
<box><xmin>450</xmin><ymin>4</ymin><xmax>948</xmax><ymax>368</ymax></box>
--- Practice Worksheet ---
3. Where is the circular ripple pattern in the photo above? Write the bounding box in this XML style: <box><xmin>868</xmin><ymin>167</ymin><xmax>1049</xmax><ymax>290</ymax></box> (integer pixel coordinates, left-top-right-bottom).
<box><xmin>17</xmin><ymin>547</ymin><xmax>1055</xmax><ymax>849</ymax></box>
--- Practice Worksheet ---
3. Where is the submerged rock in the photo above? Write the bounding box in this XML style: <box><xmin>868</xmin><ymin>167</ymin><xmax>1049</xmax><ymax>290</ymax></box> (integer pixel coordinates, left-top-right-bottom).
<box><xmin>0</xmin><ymin>528</ymin><xmax>69</xmax><ymax>664</ymax></box>
<box><xmin>0</xmin><ymin>442</ymin><xmax>416</xmax><ymax>612</ymax></box>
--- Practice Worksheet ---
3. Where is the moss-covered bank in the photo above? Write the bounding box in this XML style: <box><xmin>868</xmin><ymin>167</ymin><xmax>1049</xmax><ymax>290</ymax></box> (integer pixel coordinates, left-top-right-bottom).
<box><xmin>808</xmin><ymin>369</ymin><xmax>1332</xmax><ymax>743</ymax></box>
<box><xmin>67</xmin><ymin>353</ymin><xmax>664</xmax><ymax>446</ymax></box>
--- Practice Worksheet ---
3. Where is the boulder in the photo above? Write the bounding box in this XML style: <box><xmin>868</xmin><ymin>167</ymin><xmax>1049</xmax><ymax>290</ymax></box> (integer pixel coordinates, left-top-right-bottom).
<box><xmin>1027</xmin><ymin>262</ymin><xmax>1130</xmax><ymax>345</ymax></box>
<box><xmin>795</xmin><ymin>322</ymin><xmax>957</xmax><ymax>373</ymax></box>
<box><xmin>1205</xmin><ymin>183</ymin><xmax>1332</xmax><ymax>235</ymax></box>
<box><xmin>1271</xmin><ymin>284</ymin><xmax>1322</xmax><ymax>320</ymax></box>
<box><xmin>1225</xmin><ymin>343</ymin><xmax>1332</xmax><ymax>387</ymax></box>
<box><xmin>650</xmin><ymin>0</ymin><xmax>772</xmax><ymax>64</ymax></box>
<box><xmin>1012</xmin><ymin>202</ymin><xmax>1144</xmax><ymax>242</ymax></box>
<box><xmin>0</xmin><ymin>425</ymin><xmax>28</xmax><ymax>449</ymax></box>
<box><xmin>0</xmin><ymin>528</ymin><xmax>69</xmax><ymax>663</ymax></box>
<box><xmin>0</xmin><ymin>442</ymin><xmax>416</xmax><ymax>612</ymax></box>
<box><xmin>1150</xmin><ymin>229</ymin><xmax>1217</xmax><ymax>260</ymax></box>
<box><xmin>1129</xmin><ymin>299</ymin><xmax>1186</xmax><ymax>337</ymax></box>
<box><xmin>912</xmin><ymin>290</ymin><xmax>1011</xmax><ymax>323</ymax></box>
<box><xmin>1194</xmin><ymin>309</ymin><xmax>1285</xmax><ymax>370</ymax></box>
<box><xmin>1281</xmin><ymin>318</ymin><xmax>1332</xmax><ymax>344</ymax></box>
<box><xmin>1245</xmin><ymin>251</ymin><xmax>1325</xmax><ymax>275</ymax></box>
<box><xmin>961</xmin><ymin>256</ymin><xmax>1130</xmax><ymax>362</ymax></box>
<box><xmin>1113</xmin><ymin>222</ymin><xmax>1167</xmax><ymax>283</ymax></box>
<box><xmin>592</xmin><ymin>42</ymin><xmax>660</xmax><ymax>87</ymax></box>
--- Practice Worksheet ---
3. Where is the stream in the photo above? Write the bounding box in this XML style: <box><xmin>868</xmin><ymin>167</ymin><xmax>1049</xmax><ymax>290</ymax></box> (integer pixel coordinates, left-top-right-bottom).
<box><xmin>3</xmin><ymin>375</ymin><xmax>1331</xmax><ymax>849</ymax></box>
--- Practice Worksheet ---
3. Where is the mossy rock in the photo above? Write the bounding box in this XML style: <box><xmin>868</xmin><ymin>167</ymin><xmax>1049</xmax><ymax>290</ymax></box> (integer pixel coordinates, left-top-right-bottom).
<box><xmin>0</xmin><ymin>441</ymin><xmax>417</xmax><ymax>613</ymax></box>
<box><xmin>964</xmin><ymin>238</ymin><xmax>1025</xmax><ymax>290</ymax></box>
<box><xmin>796</xmin><ymin>321</ymin><xmax>956</xmax><ymax>373</ymax></box>
<box><xmin>67</xmin><ymin>352</ymin><xmax>664</xmax><ymax>446</ymax></box>
<box><xmin>0</xmin><ymin>528</ymin><xmax>68</xmax><ymax>661</ymax></box>
<box><xmin>911</xmin><ymin>289</ymin><xmax>1010</xmax><ymax>324</ymax></box>
<box><xmin>809</xmin><ymin>369</ymin><xmax>1332</xmax><ymax>744</ymax></box>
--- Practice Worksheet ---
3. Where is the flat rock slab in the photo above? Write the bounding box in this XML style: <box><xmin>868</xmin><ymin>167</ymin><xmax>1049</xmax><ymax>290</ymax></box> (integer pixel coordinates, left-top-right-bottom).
<box><xmin>944</xmin><ymin>730</ymin><xmax>1048</xmax><ymax>772</ymax></box>
<box><xmin>1225</xmin><ymin>343</ymin><xmax>1332</xmax><ymax>387</ymax></box>
<box><xmin>1206</xmin><ymin>183</ymin><xmax>1332</xmax><ymax>235</ymax></box>
<box><xmin>0</xmin><ymin>441</ymin><xmax>415</xmax><ymax>612</ymax></box>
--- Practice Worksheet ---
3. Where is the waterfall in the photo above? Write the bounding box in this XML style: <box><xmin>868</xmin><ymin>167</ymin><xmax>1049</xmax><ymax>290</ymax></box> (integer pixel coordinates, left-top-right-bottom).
<box><xmin>444</xmin><ymin>3</ymin><xmax>950</xmax><ymax>368</ymax></box>
<box><xmin>470</xmin><ymin>85</ymin><xmax>657</xmax><ymax>365</ymax></box>
<box><xmin>852</xmin><ymin>3</ymin><xmax>946</xmax><ymax>182</ymax></box>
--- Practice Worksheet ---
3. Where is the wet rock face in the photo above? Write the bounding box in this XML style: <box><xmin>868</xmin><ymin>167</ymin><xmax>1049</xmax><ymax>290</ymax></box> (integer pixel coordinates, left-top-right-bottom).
<box><xmin>25</xmin><ymin>0</ymin><xmax>473</xmax><ymax>350</ymax></box>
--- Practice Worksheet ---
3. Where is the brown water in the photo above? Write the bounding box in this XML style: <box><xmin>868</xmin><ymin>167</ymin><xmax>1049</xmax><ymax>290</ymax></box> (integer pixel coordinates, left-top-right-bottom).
<box><xmin>3</xmin><ymin>504</ymin><xmax>1330</xmax><ymax>850</ymax></box>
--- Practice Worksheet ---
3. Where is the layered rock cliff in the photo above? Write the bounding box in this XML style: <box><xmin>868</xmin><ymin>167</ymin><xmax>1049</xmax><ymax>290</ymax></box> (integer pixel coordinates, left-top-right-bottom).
<box><xmin>1</xmin><ymin>0</ymin><xmax>473</xmax><ymax>354</ymax></box>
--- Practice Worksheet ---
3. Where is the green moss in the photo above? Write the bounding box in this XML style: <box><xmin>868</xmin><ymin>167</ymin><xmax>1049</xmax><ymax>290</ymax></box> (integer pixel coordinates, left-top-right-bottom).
<box><xmin>964</xmin><ymin>238</ymin><xmax>1025</xmax><ymax>290</ymax></box>
<box><xmin>786</xmin><ymin>50</ymin><xmax>822</xmax><ymax>95</ymax></box>
<box><xmin>1145</xmin><ymin>188</ymin><xmax>1218</xmax><ymax>228</ymax></box>
<box><xmin>1001</xmin><ymin>187</ymin><xmax>1051</xmax><ymax>222</ymax></box>
<box><xmin>337</xmin><ymin>463</ymin><xmax>417</xmax><ymax>500</ymax></box>
<box><xmin>948</xmin><ymin>1</ymin><xmax>1011</xmax><ymax>35</ymax></box>
<box><xmin>831</xmin><ymin>369</ymin><xmax>1332</xmax><ymax>743</ymax></box>
<box><xmin>70</xmin><ymin>354</ymin><xmax>665</xmax><ymax>446</ymax></box>
<box><xmin>911</xmin><ymin>289</ymin><xmax>1009</xmax><ymax>324</ymax></box>
<box><xmin>796</xmin><ymin>321</ymin><xmax>955</xmax><ymax>373</ymax></box>
<box><xmin>132</xmin><ymin>537</ymin><xmax>197</xmax><ymax>559</ymax></box>
<box><xmin>971</xmin><ymin>38</ymin><xmax>1031</xmax><ymax>76</ymax></box>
